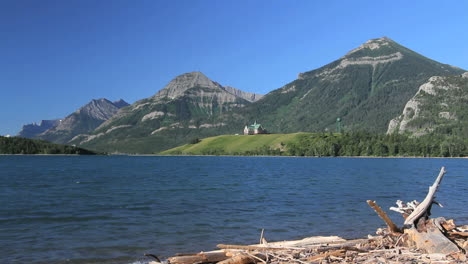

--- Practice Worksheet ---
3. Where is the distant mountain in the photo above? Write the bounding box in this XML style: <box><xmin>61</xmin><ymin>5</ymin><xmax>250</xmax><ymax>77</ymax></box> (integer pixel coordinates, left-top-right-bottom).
<box><xmin>71</xmin><ymin>72</ymin><xmax>263</xmax><ymax>153</ymax></box>
<box><xmin>18</xmin><ymin>119</ymin><xmax>60</xmax><ymax>138</ymax></box>
<box><xmin>237</xmin><ymin>37</ymin><xmax>465</xmax><ymax>134</ymax></box>
<box><xmin>37</xmin><ymin>98</ymin><xmax>129</xmax><ymax>144</ymax></box>
<box><xmin>112</xmin><ymin>99</ymin><xmax>130</xmax><ymax>108</ymax></box>
<box><xmin>387</xmin><ymin>72</ymin><xmax>468</xmax><ymax>136</ymax></box>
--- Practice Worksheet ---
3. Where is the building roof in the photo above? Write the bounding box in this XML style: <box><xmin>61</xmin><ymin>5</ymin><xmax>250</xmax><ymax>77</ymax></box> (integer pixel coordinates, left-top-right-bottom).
<box><xmin>246</xmin><ymin>121</ymin><xmax>263</xmax><ymax>130</ymax></box>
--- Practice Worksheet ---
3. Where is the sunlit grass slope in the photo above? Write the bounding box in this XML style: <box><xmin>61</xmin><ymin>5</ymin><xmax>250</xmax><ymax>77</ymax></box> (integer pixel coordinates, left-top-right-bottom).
<box><xmin>159</xmin><ymin>131</ymin><xmax>468</xmax><ymax>157</ymax></box>
<box><xmin>159</xmin><ymin>133</ymin><xmax>307</xmax><ymax>155</ymax></box>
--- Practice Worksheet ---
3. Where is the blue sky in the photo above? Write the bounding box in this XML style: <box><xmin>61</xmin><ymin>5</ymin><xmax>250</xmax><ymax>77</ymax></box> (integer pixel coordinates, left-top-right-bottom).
<box><xmin>1</xmin><ymin>0</ymin><xmax>467</xmax><ymax>136</ymax></box>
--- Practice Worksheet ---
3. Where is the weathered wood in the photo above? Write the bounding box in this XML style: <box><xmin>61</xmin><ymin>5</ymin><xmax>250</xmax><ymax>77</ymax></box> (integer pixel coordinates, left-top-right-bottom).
<box><xmin>217</xmin><ymin>244</ymin><xmax>302</xmax><ymax>251</ymax></box>
<box><xmin>404</xmin><ymin>219</ymin><xmax>460</xmax><ymax>254</ymax></box>
<box><xmin>367</xmin><ymin>200</ymin><xmax>401</xmax><ymax>233</ymax></box>
<box><xmin>260</xmin><ymin>236</ymin><xmax>346</xmax><ymax>247</ymax></box>
<box><xmin>441</xmin><ymin>219</ymin><xmax>456</xmax><ymax>231</ymax></box>
<box><xmin>259</xmin><ymin>229</ymin><xmax>264</xmax><ymax>244</ymax></box>
<box><xmin>306</xmin><ymin>249</ymin><xmax>345</xmax><ymax>262</ymax></box>
<box><xmin>450</xmin><ymin>231</ymin><xmax>468</xmax><ymax>237</ymax></box>
<box><xmin>217</xmin><ymin>254</ymin><xmax>255</xmax><ymax>264</ymax></box>
<box><xmin>167</xmin><ymin>250</ymin><xmax>229</xmax><ymax>264</ymax></box>
<box><xmin>404</xmin><ymin>167</ymin><xmax>446</xmax><ymax>228</ymax></box>
<box><xmin>390</xmin><ymin>200</ymin><xmax>419</xmax><ymax>219</ymax></box>
<box><xmin>314</xmin><ymin>238</ymin><xmax>376</xmax><ymax>252</ymax></box>
<box><xmin>218</xmin><ymin>236</ymin><xmax>346</xmax><ymax>252</ymax></box>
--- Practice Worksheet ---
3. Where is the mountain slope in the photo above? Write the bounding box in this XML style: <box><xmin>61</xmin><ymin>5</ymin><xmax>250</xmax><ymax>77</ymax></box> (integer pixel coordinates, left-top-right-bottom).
<box><xmin>387</xmin><ymin>72</ymin><xmax>468</xmax><ymax>136</ymax></box>
<box><xmin>237</xmin><ymin>37</ymin><xmax>465</xmax><ymax>134</ymax></box>
<box><xmin>160</xmin><ymin>133</ymin><xmax>300</xmax><ymax>155</ymax></box>
<box><xmin>73</xmin><ymin>72</ymin><xmax>263</xmax><ymax>153</ymax></box>
<box><xmin>37</xmin><ymin>98</ymin><xmax>129</xmax><ymax>144</ymax></box>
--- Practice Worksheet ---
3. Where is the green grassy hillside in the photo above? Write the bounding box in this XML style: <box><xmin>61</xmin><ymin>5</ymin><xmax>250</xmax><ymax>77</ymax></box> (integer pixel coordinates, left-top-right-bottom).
<box><xmin>160</xmin><ymin>132</ymin><xmax>468</xmax><ymax>157</ymax></box>
<box><xmin>160</xmin><ymin>133</ymin><xmax>304</xmax><ymax>155</ymax></box>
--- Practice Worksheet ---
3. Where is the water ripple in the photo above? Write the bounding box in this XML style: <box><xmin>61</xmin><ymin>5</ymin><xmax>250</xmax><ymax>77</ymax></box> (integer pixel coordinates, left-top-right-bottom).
<box><xmin>0</xmin><ymin>156</ymin><xmax>466</xmax><ymax>264</ymax></box>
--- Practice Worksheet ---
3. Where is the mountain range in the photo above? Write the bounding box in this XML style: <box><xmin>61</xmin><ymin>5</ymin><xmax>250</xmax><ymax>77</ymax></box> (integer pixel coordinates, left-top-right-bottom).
<box><xmin>18</xmin><ymin>37</ymin><xmax>466</xmax><ymax>154</ymax></box>
<box><xmin>19</xmin><ymin>99</ymin><xmax>129</xmax><ymax>144</ymax></box>
<box><xmin>69</xmin><ymin>72</ymin><xmax>263</xmax><ymax>153</ymax></box>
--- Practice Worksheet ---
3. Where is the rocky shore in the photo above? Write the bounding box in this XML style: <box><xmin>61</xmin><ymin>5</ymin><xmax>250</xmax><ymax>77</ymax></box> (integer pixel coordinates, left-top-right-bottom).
<box><xmin>145</xmin><ymin>167</ymin><xmax>467</xmax><ymax>264</ymax></box>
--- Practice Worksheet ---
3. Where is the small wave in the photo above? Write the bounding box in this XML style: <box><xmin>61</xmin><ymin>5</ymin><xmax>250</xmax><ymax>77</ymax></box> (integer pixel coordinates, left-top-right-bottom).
<box><xmin>0</xmin><ymin>215</ymin><xmax>116</xmax><ymax>224</ymax></box>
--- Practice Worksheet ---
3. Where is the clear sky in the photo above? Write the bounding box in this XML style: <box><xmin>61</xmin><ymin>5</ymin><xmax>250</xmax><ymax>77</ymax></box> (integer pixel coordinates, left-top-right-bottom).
<box><xmin>1</xmin><ymin>0</ymin><xmax>467</xmax><ymax>136</ymax></box>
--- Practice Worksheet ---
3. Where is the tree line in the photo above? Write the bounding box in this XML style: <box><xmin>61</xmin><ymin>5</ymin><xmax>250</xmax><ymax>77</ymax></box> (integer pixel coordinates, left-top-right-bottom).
<box><xmin>0</xmin><ymin>136</ymin><xmax>97</xmax><ymax>155</ymax></box>
<box><xmin>187</xmin><ymin>132</ymin><xmax>467</xmax><ymax>157</ymax></box>
<box><xmin>285</xmin><ymin>132</ymin><xmax>466</xmax><ymax>157</ymax></box>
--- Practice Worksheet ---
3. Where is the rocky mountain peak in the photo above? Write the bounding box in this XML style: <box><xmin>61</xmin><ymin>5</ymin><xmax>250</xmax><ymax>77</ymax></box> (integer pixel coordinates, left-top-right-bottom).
<box><xmin>112</xmin><ymin>99</ymin><xmax>129</xmax><ymax>108</ymax></box>
<box><xmin>345</xmin><ymin>37</ymin><xmax>395</xmax><ymax>57</ymax></box>
<box><xmin>77</xmin><ymin>98</ymin><xmax>122</xmax><ymax>121</ymax></box>
<box><xmin>298</xmin><ymin>37</ymin><xmax>405</xmax><ymax>80</ymax></box>
<box><xmin>154</xmin><ymin>71</ymin><xmax>221</xmax><ymax>99</ymax></box>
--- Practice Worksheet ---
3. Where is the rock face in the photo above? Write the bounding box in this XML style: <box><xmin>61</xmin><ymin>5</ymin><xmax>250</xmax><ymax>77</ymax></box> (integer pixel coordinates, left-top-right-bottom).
<box><xmin>152</xmin><ymin>71</ymin><xmax>263</xmax><ymax>102</ymax></box>
<box><xmin>73</xmin><ymin>98</ymin><xmax>125</xmax><ymax>121</ymax></box>
<box><xmin>222</xmin><ymin>86</ymin><xmax>263</xmax><ymax>102</ymax></box>
<box><xmin>153</xmin><ymin>72</ymin><xmax>220</xmax><ymax>99</ymax></box>
<box><xmin>73</xmin><ymin>72</ymin><xmax>262</xmax><ymax>154</ymax></box>
<box><xmin>239</xmin><ymin>37</ymin><xmax>464</xmax><ymax>134</ymax></box>
<box><xmin>387</xmin><ymin>73</ymin><xmax>468</xmax><ymax>135</ymax></box>
<box><xmin>36</xmin><ymin>98</ymin><xmax>128</xmax><ymax>144</ymax></box>
<box><xmin>18</xmin><ymin>119</ymin><xmax>60</xmax><ymax>138</ymax></box>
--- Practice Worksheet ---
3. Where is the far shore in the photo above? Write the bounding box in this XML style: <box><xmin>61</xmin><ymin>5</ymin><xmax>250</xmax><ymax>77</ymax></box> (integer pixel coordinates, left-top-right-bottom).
<box><xmin>131</xmin><ymin>154</ymin><xmax>468</xmax><ymax>159</ymax></box>
<box><xmin>0</xmin><ymin>154</ymin><xmax>98</xmax><ymax>156</ymax></box>
<box><xmin>2</xmin><ymin>153</ymin><xmax>467</xmax><ymax>159</ymax></box>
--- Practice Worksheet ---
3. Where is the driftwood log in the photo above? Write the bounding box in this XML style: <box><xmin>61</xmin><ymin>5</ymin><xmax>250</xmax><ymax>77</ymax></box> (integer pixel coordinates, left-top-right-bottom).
<box><xmin>401</xmin><ymin>167</ymin><xmax>463</xmax><ymax>254</ymax></box>
<box><xmin>366</xmin><ymin>200</ymin><xmax>401</xmax><ymax>233</ymax></box>
<box><xmin>368</xmin><ymin>166</ymin><xmax>465</xmax><ymax>255</ymax></box>
<box><xmin>405</xmin><ymin>218</ymin><xmax>460</xmax><ymax>254</ymax></box>
<box><xmin>404</xmin><ymin>167</ymin><xmax>446</xmax><ymax>228</ymax></box>
<box><xmin>167</xmin><ymin>250</ymin><xmax>230</xmax><ymax>264</ymax></box>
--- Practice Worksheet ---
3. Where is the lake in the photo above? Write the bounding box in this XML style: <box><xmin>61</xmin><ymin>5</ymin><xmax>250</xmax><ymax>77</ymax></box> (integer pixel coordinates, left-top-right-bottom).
<box><xmin>1</xmin><ymin>156</ymin><xmax>467</xmax><ymax>264</ymax></box>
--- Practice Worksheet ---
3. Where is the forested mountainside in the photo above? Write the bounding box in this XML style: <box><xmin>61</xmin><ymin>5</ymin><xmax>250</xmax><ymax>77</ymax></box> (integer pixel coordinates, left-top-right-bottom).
<box><xmin>235</xmin><ymin>37</ymin><xmax>464</xmax><ymax>134</ymax></box>
<box><xmin>388</xmin><ymin>72</ymin><xmax>468</xmax><ymax>138</ymax></box>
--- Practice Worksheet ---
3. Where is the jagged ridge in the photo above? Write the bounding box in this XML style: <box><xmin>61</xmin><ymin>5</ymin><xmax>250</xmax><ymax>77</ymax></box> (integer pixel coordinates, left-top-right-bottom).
<box><xmin>72</xmin><ymin>72</ymin><xmax>262</xmax><ymax>153</ymax></box>
<box><xmin>34</xmin><ymin>98</ymin><xmax>128</xmax><ymax>144</ymax></box>
<box><xmin>18</xmin><ymin>119</ymin><xmax>60</xmax><ymax>138</ymax></box>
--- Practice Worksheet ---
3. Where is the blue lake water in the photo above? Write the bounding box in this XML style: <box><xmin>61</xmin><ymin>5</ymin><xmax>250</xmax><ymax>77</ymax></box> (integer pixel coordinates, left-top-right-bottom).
<box><xmin>0</xmin><ymin>156</ymin><xmax>467</xmax><ymax>264</ymax></box>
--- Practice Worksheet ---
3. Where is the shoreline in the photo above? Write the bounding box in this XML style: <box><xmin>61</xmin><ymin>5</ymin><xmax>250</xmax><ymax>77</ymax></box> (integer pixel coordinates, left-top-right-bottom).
<box><xmin>2</xmin><ymin>153</ymin><xmax>467</xmax><ymax>159</ymax></box>
<box><xmin>134</xmin><ymin>154</ymin><xmax>468</xmax><ymax>159</ymax></box>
